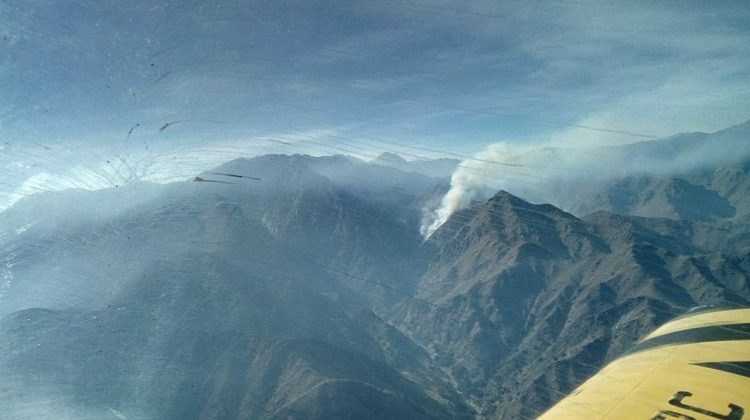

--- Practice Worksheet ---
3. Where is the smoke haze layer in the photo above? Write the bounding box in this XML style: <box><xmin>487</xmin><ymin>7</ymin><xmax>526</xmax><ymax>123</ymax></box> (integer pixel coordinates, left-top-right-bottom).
<box><xmin>421</xmin><ymin>119</ymin><xmax>750</xmax><ymax>238</ymax></box>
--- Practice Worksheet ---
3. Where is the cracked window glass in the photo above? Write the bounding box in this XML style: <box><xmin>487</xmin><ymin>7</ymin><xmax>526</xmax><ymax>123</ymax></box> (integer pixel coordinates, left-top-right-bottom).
<box><xmin>1</xmin><ymin>1</ymin><xmax>749</xmax><ymax>419</ymax></box>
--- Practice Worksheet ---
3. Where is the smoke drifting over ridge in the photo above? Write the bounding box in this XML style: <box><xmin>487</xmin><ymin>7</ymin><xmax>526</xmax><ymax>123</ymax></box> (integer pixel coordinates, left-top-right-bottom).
<box><xmin>421</xmin><ymin>119</ymin><xmax>750</xmax><ymax>238</ymax></box>
<box><xmin>420</xmin><ymin>143</ymin><xmax>534</xmax><ymax>238</ymax></box>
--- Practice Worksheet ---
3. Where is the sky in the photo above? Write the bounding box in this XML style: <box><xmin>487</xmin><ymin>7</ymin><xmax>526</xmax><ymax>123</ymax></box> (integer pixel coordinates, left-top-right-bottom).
<box><xmin>1</xmin><ymin>0</ymin><xmax>750</xmax><ymax>206</ymax></box>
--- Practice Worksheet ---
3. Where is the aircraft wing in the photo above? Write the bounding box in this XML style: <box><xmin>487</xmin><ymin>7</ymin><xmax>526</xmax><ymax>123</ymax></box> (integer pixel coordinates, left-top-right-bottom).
<box><xmin>539</xmin><ymin>307</ymin><xmax>750</xmax><ymax>419</ymax></box>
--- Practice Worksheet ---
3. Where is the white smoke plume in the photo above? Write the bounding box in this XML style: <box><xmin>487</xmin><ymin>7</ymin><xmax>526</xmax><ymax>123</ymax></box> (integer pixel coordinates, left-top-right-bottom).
<box><xmin>420</xmin><ymin>143</ymin><xmax>534</xmax><ymax>238</ymax></box>
<box><xmin>421</xmin><ymin>119</ymin><xmax>750</xmax><ymax>238</ymax></box>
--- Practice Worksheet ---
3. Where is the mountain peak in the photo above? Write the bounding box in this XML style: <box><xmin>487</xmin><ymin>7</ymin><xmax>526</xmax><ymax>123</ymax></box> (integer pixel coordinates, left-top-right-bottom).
<box><xmin>488</xmin><ymin>189</ymin><xmax>524</xmax><ymax>204</ymax></box>
<box><xmin>487</xmin><ymin>190</ymin><xmax>569</xmax><ymax>216</ymax></box>
<box><xmin>373</xmin><ymin>152</ymin><xmax>408</xmax><ymax>165</ymax></box>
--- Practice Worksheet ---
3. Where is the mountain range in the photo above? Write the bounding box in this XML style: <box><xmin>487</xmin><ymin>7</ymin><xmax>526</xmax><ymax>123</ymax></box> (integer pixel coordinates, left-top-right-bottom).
<box><xmin>1</xmin><ymin>120</ymin><xmax>749</xmax><ymax>418</ymax></box>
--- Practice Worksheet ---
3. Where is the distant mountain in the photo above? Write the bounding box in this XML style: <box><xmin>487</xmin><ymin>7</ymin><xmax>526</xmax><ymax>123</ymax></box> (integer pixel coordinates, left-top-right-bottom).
<box><xmin>552</xmin><ymin>123</ymin><xmax>750</xmax><ymax>245</ymax></box>
<box><xmin>372</xmin><ymin>152</ymin><xmax>409</xmax><ymax>166</ymax></box>
<box><xmin>371</xmin><ymin>152</ymin><xmax>459</xmax><ymax>178</ymax></box>
<box><xmin>564</xmin><ymin>160</ymin><xmax>750</xmax><ymax>224</ymax></box>
<box><xmin>488</xmin><ymin>119</ymin><xmax>750</xmax><ymax>222</ymax></box>
<box><xmin>581</xmin><ymin>121</ymin><xmax>750</xmax><ymax>219</ymax></box>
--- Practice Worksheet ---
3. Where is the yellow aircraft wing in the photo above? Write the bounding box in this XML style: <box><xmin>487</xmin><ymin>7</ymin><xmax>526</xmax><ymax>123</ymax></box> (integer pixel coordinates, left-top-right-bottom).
<box><xmin>539</xmin><ymin>307</ymin><xmax>750</xmax><ymax>419</ymax></box>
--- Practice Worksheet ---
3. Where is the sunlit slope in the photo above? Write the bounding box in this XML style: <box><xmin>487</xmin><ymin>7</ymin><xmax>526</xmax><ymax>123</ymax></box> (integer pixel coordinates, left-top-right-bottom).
<box><xmin>540</xmin><ymin>307</ymin><xmax>750</xmax><ymax>419</ymax></box>
<box><xmin>393</xmin><ymin>191</ymin><xmax>750</xmax><ymax>418</ymax></box>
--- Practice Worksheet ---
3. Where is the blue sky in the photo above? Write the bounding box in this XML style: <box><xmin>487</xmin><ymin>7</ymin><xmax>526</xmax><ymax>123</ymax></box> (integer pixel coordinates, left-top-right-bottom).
<box><xmin>1</xmin><ymin>0</ymin><xmax>749</xmax><ymax>203</ymax></box>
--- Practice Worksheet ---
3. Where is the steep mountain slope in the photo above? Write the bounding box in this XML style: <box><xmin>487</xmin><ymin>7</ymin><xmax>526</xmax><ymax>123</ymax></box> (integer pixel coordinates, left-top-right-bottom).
<box><xmin>0</xmin><ymin>155</ymin><xmax>471</xmax><ymax>419</ymax></box>
<box><xmin>393</xmin><ymin>191</ymin><xmax>750</xmax><ymax>418</ymax></box>
<box><xmin>0</xmin><ymin>254</ymin><xmax>465</xmax><ymax>419</ymax></box>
